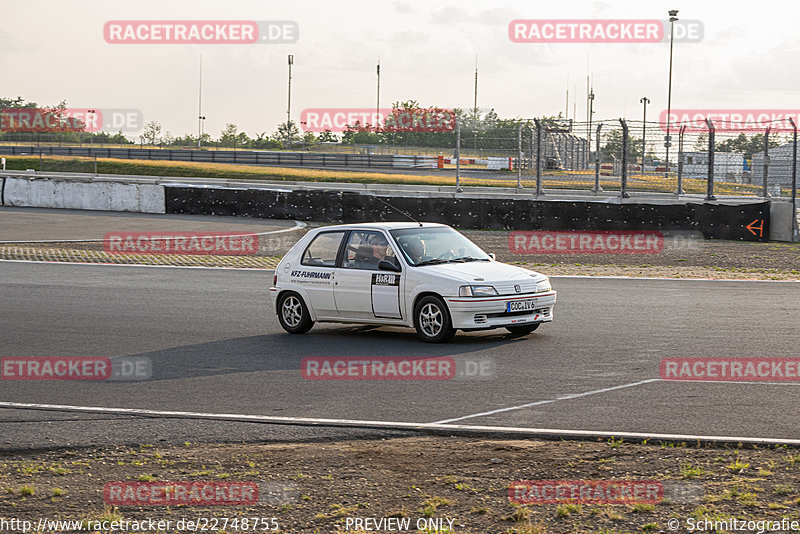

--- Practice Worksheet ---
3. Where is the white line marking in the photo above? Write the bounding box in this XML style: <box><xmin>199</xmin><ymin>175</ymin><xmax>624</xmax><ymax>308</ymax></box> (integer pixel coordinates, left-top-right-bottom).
<box><xmin>431</xmin><ymin>379</ymin><xmax>661</xmax><ymax>424</ymax></box>
<box><xmin>0</xmin><ymin>259</ymin><xmax>273</xmax><ymax>271</ymax></box>
<box><xmin>1</xmin><ymin>401</ymin><xmax>799</xmax><ymax>446</ymax></box>
<box><xmin>2</xmin><ymin>261</ymin><xmax>794</xmax><ymax>281</ymax></box>
<box><xmin>550</xmin><ymin>275</ymin><xmax>800</xmax><ymax>283</ymax></box>
<box><xmin>0</xmin><ymin>220</ymin><xmax>306</xmax><ymax>244</ymax></box>
<box><xmin>664</xmin><ymin>379</ymin><xmax>800</xmax><ymax>385</ymax></box>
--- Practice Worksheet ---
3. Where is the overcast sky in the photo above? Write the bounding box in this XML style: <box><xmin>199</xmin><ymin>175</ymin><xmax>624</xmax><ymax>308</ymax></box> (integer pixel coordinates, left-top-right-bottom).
<box><xmin>2</xmin><ymin>0</ymin><xmax>798</xmax><ymax>138</ymax></box>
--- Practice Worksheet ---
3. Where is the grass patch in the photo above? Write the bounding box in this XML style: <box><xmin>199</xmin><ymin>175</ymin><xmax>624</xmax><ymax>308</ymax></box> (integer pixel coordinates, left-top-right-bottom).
<box><xmin>419</xmin><ymin>496</ymin><xmax>451</xmax><ymax>516</ymax></box>
<box><xmin>681</xmin><ymin>463</ymin><xmax>708</xmax><ymax>478</ymax></box>
<box><xmin>556</xmin><ymin>503</ymin><xmax>582</xmax><ymax>517</ymax></box>
<box><xmin>2</xmin><ymin>154</ymin><xmax>765</xmax><ymax>195</ymax></box>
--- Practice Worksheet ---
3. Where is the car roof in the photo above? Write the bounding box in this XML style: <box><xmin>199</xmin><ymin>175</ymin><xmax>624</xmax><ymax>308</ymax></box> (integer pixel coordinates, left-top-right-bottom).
<box><xmin>312</xmin><ymin>222</ymin><xmax>450</xmax><ymax>231</ymax></box>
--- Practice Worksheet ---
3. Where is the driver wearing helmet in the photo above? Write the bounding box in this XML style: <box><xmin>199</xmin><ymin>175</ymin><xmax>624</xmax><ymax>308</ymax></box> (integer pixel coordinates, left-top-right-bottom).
<box><xmin>405</xmin><ymin>236</ymin><xmax>426</xmax><ymax>264</ymax></box>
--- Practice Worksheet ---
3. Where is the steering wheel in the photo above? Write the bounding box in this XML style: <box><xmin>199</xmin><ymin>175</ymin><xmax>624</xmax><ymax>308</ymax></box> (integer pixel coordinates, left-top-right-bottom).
<box><xmin>438</xmin><ymin>249</ymin><xmax>456</xmax><ymax>260</ymax></box>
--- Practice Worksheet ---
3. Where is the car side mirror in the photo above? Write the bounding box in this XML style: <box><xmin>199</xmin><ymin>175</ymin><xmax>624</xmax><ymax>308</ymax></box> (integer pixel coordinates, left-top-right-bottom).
<box><xmin>378</xmin><ymin>260</ymin><xmax>401</xmax><ymax>272</ymax></box>
<box><xmin>488</xmin><ymin>253</ymin><xmax>496</xmax><ymax>261</ymax></box>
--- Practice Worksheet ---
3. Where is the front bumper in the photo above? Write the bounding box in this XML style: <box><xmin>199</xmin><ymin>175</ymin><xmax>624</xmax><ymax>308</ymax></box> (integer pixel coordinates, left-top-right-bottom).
<box><xmin>444</xmin><ymin>291</ymin><xmax>557</xmax><ymax>330</ymax></box>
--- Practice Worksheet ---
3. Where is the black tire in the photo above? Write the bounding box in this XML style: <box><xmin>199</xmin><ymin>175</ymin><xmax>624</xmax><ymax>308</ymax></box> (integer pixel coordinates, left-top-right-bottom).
<box><xmin>277</xmin><ymin>292</ymin><xmax>314</xmax><ymax>334</ymax></box>
<box><xmin>414</xmin><ymin>295</ymin><xmax>456</xmax><ymax>343</ymax></box>
<box><xmin>505</xmin><ymin>323</ymin><xmax>540</xmax><ymax>335</ymax></box>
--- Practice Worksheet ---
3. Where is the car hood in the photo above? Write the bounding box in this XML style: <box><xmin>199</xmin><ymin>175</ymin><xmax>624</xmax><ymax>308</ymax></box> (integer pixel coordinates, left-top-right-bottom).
<box><xmin>418</xmin><ymin>261</ymin><xmax>546</xmax><ymax>283</ymax></box>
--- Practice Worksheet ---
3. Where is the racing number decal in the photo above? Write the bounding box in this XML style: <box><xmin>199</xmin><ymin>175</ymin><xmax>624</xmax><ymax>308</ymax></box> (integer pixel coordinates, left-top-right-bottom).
<box><xmin>371</xmin><ymin>273</ymin><xmax>402</xmax><ymax>319</ymax></box>
<box><xmin>372</xmin><ymin>273</ymin><xmax>400</xmax><ymax>286</ymax></box>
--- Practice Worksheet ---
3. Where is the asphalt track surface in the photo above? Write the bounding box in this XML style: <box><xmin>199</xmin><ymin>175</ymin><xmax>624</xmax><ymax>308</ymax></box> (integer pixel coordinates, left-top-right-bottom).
<box><xmin>2</xmin><ymin>253</ymin><xmax>800</xmax><ymax>451</ymax></box>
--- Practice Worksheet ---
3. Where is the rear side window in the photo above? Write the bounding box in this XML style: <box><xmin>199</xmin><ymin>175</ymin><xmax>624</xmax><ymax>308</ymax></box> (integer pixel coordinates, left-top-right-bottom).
<box><xmin>301</xmin><ymin>231</ymin><xmax>345</xmax><ymax>267</ymax></box>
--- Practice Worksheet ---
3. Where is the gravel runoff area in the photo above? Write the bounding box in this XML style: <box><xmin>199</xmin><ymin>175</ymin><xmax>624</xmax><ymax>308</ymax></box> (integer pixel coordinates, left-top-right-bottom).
<box><xmin>3</xmin><ymin>437</ymin><xmax>800</xmax><ymax>533</ymax></box>
<box><xmin>461</xmin><ymin>230</ymin><xmax>800</xmax><ymax>281</ymax></box>
<box><xmin>2</xmin><ymin>227</ymin><xmax>798</xmax><ymax>280</ymax></box>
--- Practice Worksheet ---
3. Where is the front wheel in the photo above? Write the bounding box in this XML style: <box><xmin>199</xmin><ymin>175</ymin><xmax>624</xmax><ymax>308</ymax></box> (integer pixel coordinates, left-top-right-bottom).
<box><xmin>277</xmin><ymin>292</ymin><xmax>314</xmax><ymax>334</ymax></box>
<box><xmin>414</xmin><ymin>296</ymin><xmax>456</xmax><ymax>343</ymax></box>
<box><xmin>505</xmin><ymin>323</ymin><xmax>540</xmax><ymax>335</ymax></box>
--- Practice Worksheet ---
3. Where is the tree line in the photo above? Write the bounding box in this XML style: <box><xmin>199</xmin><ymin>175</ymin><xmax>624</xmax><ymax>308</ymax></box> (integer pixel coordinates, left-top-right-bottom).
<box><xmin>1</xmin><ymin>96</ymin><xmax>785</xmax><ymax>157</ymax></box>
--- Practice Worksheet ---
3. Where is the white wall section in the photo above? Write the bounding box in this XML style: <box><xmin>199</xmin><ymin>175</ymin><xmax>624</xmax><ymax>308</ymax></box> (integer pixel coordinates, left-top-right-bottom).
<box><xmin>3</xmin><ymin>177</ymin><xmax>165</xmax><ymax>214</ymax></box>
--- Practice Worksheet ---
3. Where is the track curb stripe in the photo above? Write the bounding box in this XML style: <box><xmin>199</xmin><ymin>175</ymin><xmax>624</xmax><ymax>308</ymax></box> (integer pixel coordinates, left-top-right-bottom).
<box><xmin>1</xmin><ymin>401</ymin><xmax>799</xmax><ymax>447</ymax></box>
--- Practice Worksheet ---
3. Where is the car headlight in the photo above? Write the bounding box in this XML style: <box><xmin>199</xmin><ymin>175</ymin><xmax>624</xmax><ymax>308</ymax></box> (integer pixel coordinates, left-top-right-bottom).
<box><xmin>536</xmin><ymin>279</ymin><xmax>551</xmax><ymax>292</ymax></box>
<box><xmin>459</xmin><ymin>285</ymin><xmax>499</xmax><ymax>297</ymax></box>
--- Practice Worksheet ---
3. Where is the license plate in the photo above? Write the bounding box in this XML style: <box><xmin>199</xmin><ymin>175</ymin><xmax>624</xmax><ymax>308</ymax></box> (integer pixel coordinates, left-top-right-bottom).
<box><xmin>507</xmin><ymin>299</ymin><xmax>536</xmax><ymax>312</ymax></box>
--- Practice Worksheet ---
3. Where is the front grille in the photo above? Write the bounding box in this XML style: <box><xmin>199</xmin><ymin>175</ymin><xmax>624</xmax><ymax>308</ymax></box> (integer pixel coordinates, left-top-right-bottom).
<box><xmin>486</xmin><ymin>307</ymin><xmax>549</xmax><ymax>319</ymax></box>
<box><xmin>493</xmin><ymin>280</ymin><xmax>538</xmax><ymax>295</ymax></box>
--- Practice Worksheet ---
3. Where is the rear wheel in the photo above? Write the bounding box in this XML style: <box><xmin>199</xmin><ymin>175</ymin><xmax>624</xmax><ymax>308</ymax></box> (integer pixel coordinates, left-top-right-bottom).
<box><xmin>414</xmin><ymin>295</ymin><xmax>456</xmax><ymax>343</ymax></box>
<box><xmin>277</xmin><ymin>292</ymin><xmax>313</xmax><ymax>334</ymax></box>
<box><xmin>505</xmin><ymin>323</ymin><xmax>540</xmax><ymax>335</ymax></box>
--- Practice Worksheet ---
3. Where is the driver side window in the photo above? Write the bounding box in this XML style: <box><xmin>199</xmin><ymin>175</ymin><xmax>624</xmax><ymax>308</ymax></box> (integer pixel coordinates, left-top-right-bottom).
<box><xmin>342</xmin><ymin>231</ymin><xmax>398</xmax><ymax>271</ymax></box>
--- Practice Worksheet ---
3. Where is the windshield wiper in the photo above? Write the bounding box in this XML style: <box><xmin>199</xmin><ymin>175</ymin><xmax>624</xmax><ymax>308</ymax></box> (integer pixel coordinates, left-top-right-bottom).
<box><xmin>414</xmin><ymin>258</ymin><xmax>451</xmax><ymax>266</ymax></box>
<box><xmin>449</xmin><ymin>256</ymin><xmax>489</xmax><ymax>263</ymax></box>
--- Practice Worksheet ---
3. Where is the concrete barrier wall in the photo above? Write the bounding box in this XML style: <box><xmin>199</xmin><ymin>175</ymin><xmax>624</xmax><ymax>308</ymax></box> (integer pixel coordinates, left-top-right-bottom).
<box><xmin>165</xmin><ymin>185</ymin><xmax>771</xmax><ymax>241</ymax></box>
<box><xmin>769</xmin><ymin>201</ymin><xmax>798</xmax><ymax>242</ymax></box>
<box><xmin>0</xmin><ymin>176</ymin><xmax>774</xmax><ymax>241</ymax></box>
<box><xmin>3</xmin><ymin>177</ymin><xmax>165</xmax><ymax>213</ymax></box>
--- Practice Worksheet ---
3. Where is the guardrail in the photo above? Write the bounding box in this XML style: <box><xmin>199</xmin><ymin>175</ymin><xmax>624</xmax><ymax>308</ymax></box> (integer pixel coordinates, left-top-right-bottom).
<box><xmin>0</xmin><ymin>146</ymin><xmax>437</xmax><ymax>169</ymax></box>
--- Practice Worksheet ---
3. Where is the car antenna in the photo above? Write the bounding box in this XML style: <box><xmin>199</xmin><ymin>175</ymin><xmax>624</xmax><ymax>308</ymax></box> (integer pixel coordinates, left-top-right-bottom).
<box><xmin>375</xmin><ymin>196</ymin><xmax>423</xmax><ymax>226</ymax></box>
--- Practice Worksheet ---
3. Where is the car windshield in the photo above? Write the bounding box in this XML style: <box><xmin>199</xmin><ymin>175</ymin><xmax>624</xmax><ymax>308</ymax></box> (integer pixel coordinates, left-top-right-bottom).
<box><xmin>390</xmin><ymin>227</ymin><xmax>490</xmax><ymax>266</ymax></box>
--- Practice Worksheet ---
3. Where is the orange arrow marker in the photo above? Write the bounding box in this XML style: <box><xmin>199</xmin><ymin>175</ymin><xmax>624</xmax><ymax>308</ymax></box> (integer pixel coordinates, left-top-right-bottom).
<box><xmin>746</xmin><ymin>219</ymin><xmax>764</xmax><ymax>237</ymax></box>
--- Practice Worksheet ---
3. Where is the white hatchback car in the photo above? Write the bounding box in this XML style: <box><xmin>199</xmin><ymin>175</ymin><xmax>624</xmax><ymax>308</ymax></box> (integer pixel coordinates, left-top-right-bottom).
<box><xmin>270</xmin><ymin>222</ymin><xmax>556</xmax><ymax>342</ymax></box>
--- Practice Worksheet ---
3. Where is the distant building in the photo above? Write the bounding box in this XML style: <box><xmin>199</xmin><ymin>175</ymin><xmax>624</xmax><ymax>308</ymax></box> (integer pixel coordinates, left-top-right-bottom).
<box><xmin>751</xmin><ymin>143</ymin><xmax>800</xmax><ymax>185</ymax></box>
<box><xmin>680</xmin><ymin>152</ymin><xmax>745</xmax><ymax>182</ymax></box>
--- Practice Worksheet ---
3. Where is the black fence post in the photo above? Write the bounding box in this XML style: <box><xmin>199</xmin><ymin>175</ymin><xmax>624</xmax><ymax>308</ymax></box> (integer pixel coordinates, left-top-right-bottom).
<box><xmin>455</xmin><ymin>119</ymin><xmax>462</xmax><ymax>193</ymax></box>
<box><xmin>790</xmin><ymin>118</ymin><xmax>798</xmax><ymax>239</ymax></box>
<box><xmin>517</xmin><ymin>123</ymin><xmax>523</xmax><ymax>189</ymax></box>
<box><xmin>529</xmin><ymin>126</ymin><xmax>534</xmax><ymax>175</ymax></box>
<box><xmin>763</xmin><ymin>127</ymin><xmax>771</xmax><ymax>198</ymax></box>
<box><xmin>534</xmin><ymin>119</ymin><xmax>543</xmax><ymax>196</ymax></box>
<box><xmin>619</xmin><ymin>119</ymin><xmax>629</xmax><ymax>198</ymax></box>
<box><xmin>592</xmin><ymin>124</ymin><xmax>603</xmax><ymax>194</ymax></box>
<box><xmin>705</xmin><ymin>119</ymin><xmax>716</xmax><ymax>201</ymax></box>
<box><xmin>676</xmin><ymin>124</ymin><xmax>686</xmax><ymax>194</ymax></box>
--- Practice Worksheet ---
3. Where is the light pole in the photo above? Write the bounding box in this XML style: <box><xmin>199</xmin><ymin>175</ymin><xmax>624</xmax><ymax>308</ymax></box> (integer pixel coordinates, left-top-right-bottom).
<box><xmin>87</xmin><ymin>109</ymin><xmax>96</xmax><ymax>147</ymax></box>
<box><xmin>287</xmin><ymin>54</ymin><xmax>294</xmax><ymax>149</ymax></box>
<box><xmin>198</xmin><ymin>116</ymin><xmax>206</xmax><ymax>148</ymax></box>
<box><xmin>197</xmin><ymin>54</ymin><xmax>203</xmax><ymax>148</ymax></box>
<box><xmin>640</xmin><ymin>97</ymin><xmax>649</xmax><ymax>173</ymax></box>
<box><xmin>376</xmin><ymin>61</ymin><xmax>380</xmax><ymax>130</ymax></box>
<box><xmin>666</xmin><ymin>9</ymin><xmax>678</xmax><ymax>187</ymax></box>
<box><xmin>473</xmin><ymin>56</ymin><xmax>478</xmax><ymax>152</ymax></box>
<box><xmin>587</xmin><ymin>89</ymin><xmax>595</xmax><ymax>158</ymax></box>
